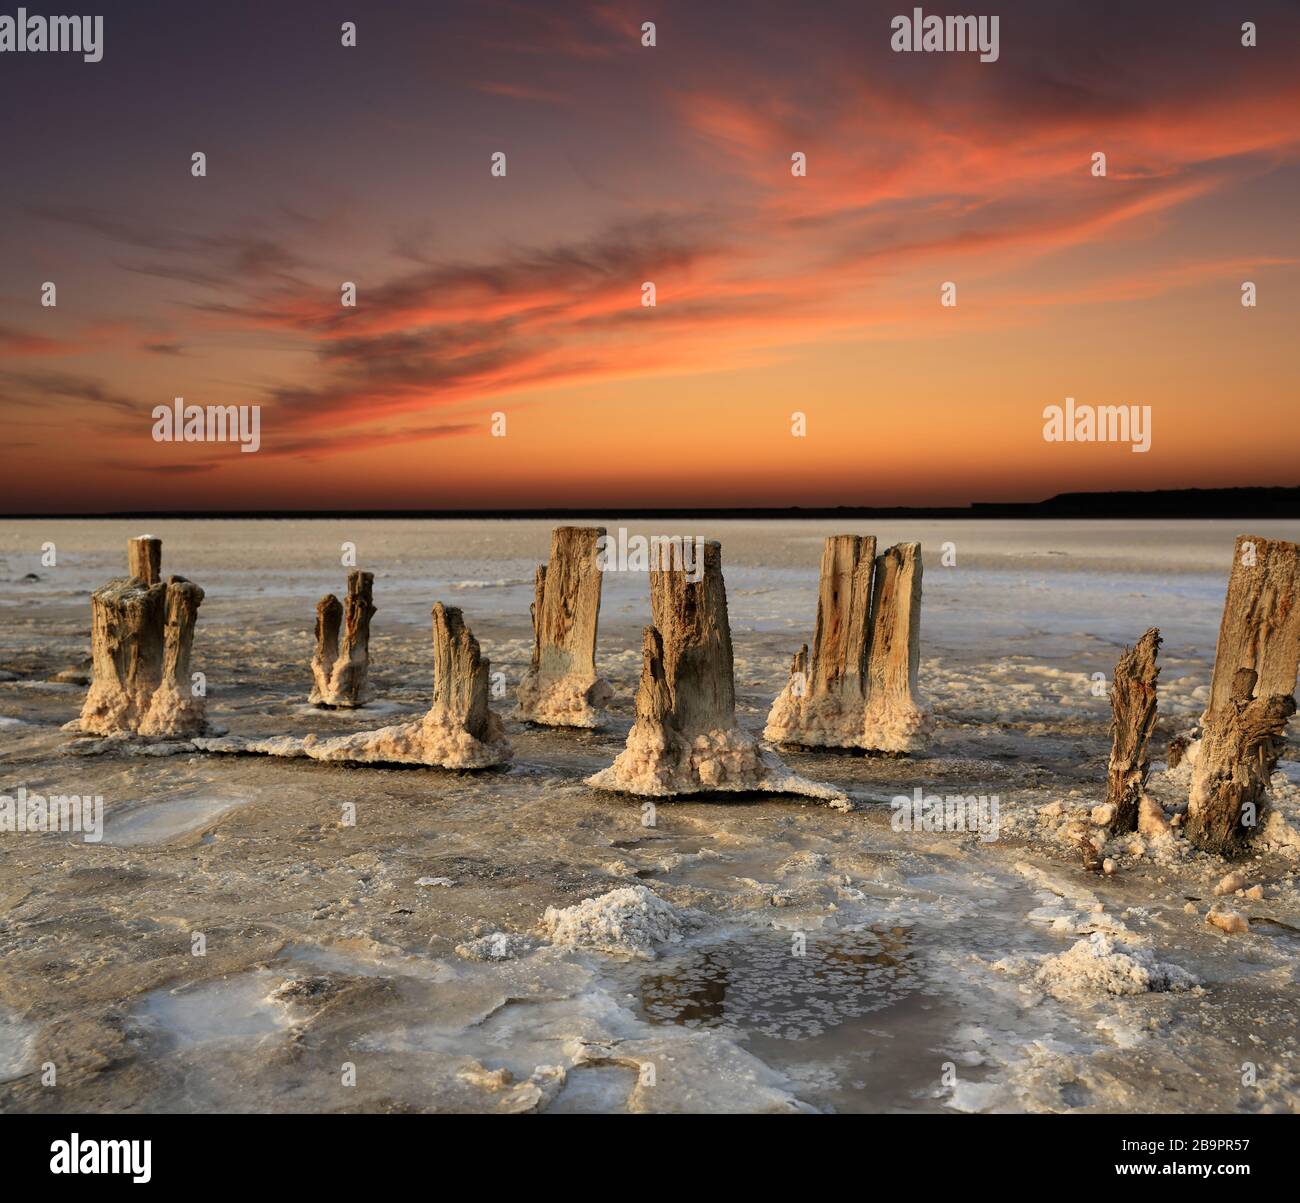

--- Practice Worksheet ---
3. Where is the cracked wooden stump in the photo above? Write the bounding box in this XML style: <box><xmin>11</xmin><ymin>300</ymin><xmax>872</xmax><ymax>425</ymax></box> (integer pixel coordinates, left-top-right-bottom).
<box><xmin>766</xmin><ymin>537</ymin><xmax>929</xmax><ymax>754</ymax></box>
<box><xmin>1203</xmin><ymin>536</ymin><xmax>1300</xmax><ymax>718</ymax></box>
<box><xmin>201</xmin><ymin>602</ymin><xmax>510</xmax><ymax>770</ymax></box>
<box><xmin>139</xmin><ymin>577</ymin><xmax>207</xmax><ymax>736</ymax></box>
<box><xmin>127</xmin><ymin>535</ymin><xmax>161</xmax><ymax>585</ymax></box>
<box><xmin>1186</xmin><ymin>535</ymin><xmax>1300</xmax><ymax>853</ymax></box>
<box><xmin>309</xmin><ymin>570</ymin><xmax>375</xmax><ymax>707</ymax></box>
<box><xmin>861</xmin><ymin>541</ymin><xmax>931</xmax><ymax>752</ymax></box>
<box><xmin>587</xmin><ymin>541</ymin><xmax>846</xmax><ymax>805</ymax></box>
<box><xmin>1103</xmin><ymin>628</ymin><xmax>1161</xmax><ymax>835</ymax></box>
<box><xmin>77</xmin><ymin>538</ymin><xmax>210</xmax><ymax>737</ymax></box>
<box><xmin>765</xmin><ymin>535</ymin><xmax>875</xmax><ymax>748</ymax></box>
<box><xmin>1186</xmin><ymin>668</ymin><xmax>1295</xmax><ymax>855</ymax></box>
<box><xmin>79</xmin><ymin>578</ymin><xmax>166</xmax><ymax>735</ymax></box>
<box><xmin>516</xmin><ymin>526</ymin><xmax>612</xmax><ymax>727</ymax></box>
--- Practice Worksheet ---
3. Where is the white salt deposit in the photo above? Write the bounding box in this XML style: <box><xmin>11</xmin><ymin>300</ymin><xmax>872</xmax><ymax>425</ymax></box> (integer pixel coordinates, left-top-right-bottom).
<box><xmin>1033</xmin><ymin>932</ymin><xmax>1197</xmax><ymax>1000</ymax></box>
<box><xmin>540</xmin><ymin>885</ymin><xmax>700</xmax><ymax>959</ymax></box>
<box><xmin>455</xmin><ymin>932</ymin><xmax>536</xmax><ymax>962</ymax></box>
<box><xmin>947</xmin><ymin>1079</ymin><xmax>1004</xmax><ymax>1113</ymax></box>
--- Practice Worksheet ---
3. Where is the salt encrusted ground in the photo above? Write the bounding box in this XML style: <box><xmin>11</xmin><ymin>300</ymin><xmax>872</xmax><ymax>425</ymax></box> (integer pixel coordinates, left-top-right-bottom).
<box><xmin>1</xmin><ymin>518</ymin><xmax>1299</xmax><ymax>1114</ymax></box>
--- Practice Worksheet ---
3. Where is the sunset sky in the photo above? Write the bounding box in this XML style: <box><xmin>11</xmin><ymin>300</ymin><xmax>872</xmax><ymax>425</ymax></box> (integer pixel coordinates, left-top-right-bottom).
<box><xmin>1</xmin><ymin>0</ymin><xmax>1297</xmax><ymax>512</ymax></box>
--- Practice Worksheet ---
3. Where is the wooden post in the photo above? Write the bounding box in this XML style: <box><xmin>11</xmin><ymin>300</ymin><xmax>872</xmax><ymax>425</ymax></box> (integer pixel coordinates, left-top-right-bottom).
<box><xmin>431</xmin><ymin>601</ymin><xmax>493</xmax><ymax>743</ymax></box>
<box><xmin>649</xmin><ymin>538</ymin><xmax>736</xmax><ymax>734</ymax></box>
<box><xmin>809</xmin><ymin>535</ymin><xmax>875</xmax><ymax>701</ymax></box>
<box><xmin>1187</xmin><ymin>536</ymin><xmax>1300</xmax><ymax>854</ymax></box>
<box><xmin>1104</xmin><ymin>628</ymin><xmax>1161</xmax><ymax>834</ymax></box>
<box><xmin>861</xmin><ymin>541</ymin><xmax>930</xmax><ymax>752</ymax></box>
<box><xmin>77</xmin><ymin>540</ymin><xmax>209</xmax><ymax>737</ymax></box>
<box><xmin>309</xmin><ymin>570</ymin><xmax>375</xmax><ymax>707</ymax></box>
<box><xmin>335</xmin><ymin>570</ymin><xmax>375</xmax><ymax>704</ymax></box>
<box><xmin>212</xmin><ymin>601</ymin><xmax>510</xmax><ymax>769</ymax></box>
<box><xmin>765</xmin><ymin>535</ymin><xmax>875</xmax><ymax>748</ymax></box>
<box><xmin>1204</xmin><ymin>536</ymin><xmax>1300</xmax><ymax>719</ymax></box>
<box><xmin>127</xmin><ymin>535</ymin><xmax>162</xmax><ymax>585</ymax></box>
<box><xmin>78</xmin><ymin>578</ymin><xmax>166</xmax><ymax>734</ymax></box>
<box><xmin>1186</xmin><ymin>668</ymin><xmax>1296</xmax><ymax>855</ymax></box>
<box><xmin>309</xmin><ymin>594</ymin><xmax>343</xmax><ymax>703</ymax></box>
<box><xmin>587</xmin><ymin>541</ymin><xmax>846</xmax><ymax>803</ymax></box>
<box><xmin>516</xmin><ymin>526</ymin><xmax>612</xmax><ymax>727</ymax></box>
<box><xmin>139</xmin><ymin>577</ymin><xmax>208</xmax><ymax>736</ymax></box>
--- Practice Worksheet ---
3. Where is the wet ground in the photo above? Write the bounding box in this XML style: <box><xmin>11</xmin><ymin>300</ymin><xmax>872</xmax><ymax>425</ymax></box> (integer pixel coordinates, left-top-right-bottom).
<box><xmin>1</xmin><ymin>518</ymin><xmax>1299</xmax><ymax>1113</ymax></box>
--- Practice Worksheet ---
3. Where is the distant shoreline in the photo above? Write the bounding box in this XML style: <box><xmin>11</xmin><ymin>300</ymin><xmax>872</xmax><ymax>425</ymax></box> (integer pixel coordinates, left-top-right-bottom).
<box><xmin>3</xmin><ymin>487</ymin><xmax>1297</xmax><ymax>522</ymax></box>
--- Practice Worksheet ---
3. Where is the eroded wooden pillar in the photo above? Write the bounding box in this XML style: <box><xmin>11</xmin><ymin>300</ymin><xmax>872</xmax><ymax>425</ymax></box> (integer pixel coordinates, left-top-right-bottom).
<box><xmin>861</xmin><ymin>541</ymin><xmax>930</xmax><ymax>752</ymax></box>
<box><xmin>78</xmin><ymin>539</ymin><xmax>208</xmax><ymax>737</ymax></box>
<box><xmin>516</xmin><ymin>526</ymin><xmax>612</xmax><ymax>727</ymax></box>
<box><xmin>587</xmin><ymin>541</ymin><xmax>845</xmax><ymax>803</ymax></box>
<box><xmin>765</xmin><ymin>535</ymin><xmax>875</xmax><ymax>747</ymax></box>
<box><xmin>207</xmin><ymin>601</ymin><xmax>510</xmax><ymax>769</ymax></box>
<box><xmin>309</xmin><ymin>570</ymin><xmax>375</xmax><ymax>707</ymax></box>
<box><xmin>139</xmin><ymin>577</ymin><xmax>208</xmax><ymax>736</ymax></box>
<box><xmin>128</xmin><ymin>535</ymin><xmax>162</xmax><ymax>585</ymax></box>
<box><xmin>1103</xmin><ymin>628</ymin><xmax>1161</xmax><ymax>834</ymax></box>
<box><xmin>1187</xmin><ymin>536</ymin><xmax>1300</xmax><ymax>853</ymax></box>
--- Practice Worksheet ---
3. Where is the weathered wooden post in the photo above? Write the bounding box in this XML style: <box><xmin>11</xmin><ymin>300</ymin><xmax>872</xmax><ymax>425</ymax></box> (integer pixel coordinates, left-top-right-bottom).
<box><xmin>127</xmin><ymin>534</ymin><xmax>162</xmax><ymax>585</ymax></box>
<box><xmin>1103</xmin><ymin>628</ymin><xmax>1161</xmax><ymax>834</ymax></box>
<box><xmin>1187</xmin><ymin>668</ymin><xmax>1296</xmax><ymax>854</ymax></box>
<box><xmin>429</xmin><ymin>601</ymin><xmax>497</xmax><ymax>747</ymax></box>
<box><xmin>861</xmin><ymin>542</ymin><xmax>930</xmax><ymax>752</ymax></box>
<box><xmin>201</xmin><ymin>602</ymin><xmax>511</xmax><ymax>769</ymax></box>
<box><xmin>79</xmin><ymin>578</ymin><xmax>166</xmax><ymax>734</ymax></box>
<box><xmin>309</xmin><ymin>570</ymin><xmax>375</xmax><ymax>707</ymax></box>
<box><xmin>1187</xmin><ymin>536</ymin><xmax>1299</xmax><ymax>854</ymax></box>
<box><xmin>765</xmin><ymin>535</ymin><xmax>875</xmax><ymax>748</ymax></box>
<box><xmin>587</xmin><ymin>541</ymin><xmax>846</xmax><ymax>803</ymax></box>
<box><xmin>139</xmin><ymin>577</ymin><xmax>207</xmax><ymax>736</ymax></box>
<box><xmin>516</xmin><ymin>526</ymin><xmax>612</xmax><ymax>727</ymax></box>
<box><xmin>78</xmin><ymin>538</ymin><xmax>209</xmax><ymax>736</ymax></box>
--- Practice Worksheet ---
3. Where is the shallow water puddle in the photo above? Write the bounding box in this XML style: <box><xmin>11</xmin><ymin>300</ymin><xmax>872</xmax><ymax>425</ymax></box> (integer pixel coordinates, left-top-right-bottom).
<box><xmin>137</xmin><ymin>971</ymin><xmax>292</xmax><ymax>1048</ymax></box>
<box><xmin>548</xmin><ymin>1064</ymin><xmax>640</xmax><ymax>1112</ymax></box>
<box><xmin>620</xmin><ymin>924</ymin><xmax>964</xmax><ymax>1111</ymax></box>
<box><xmin>637</xmin><ymin>926</ymin><xmax>914</xmax><ymax>1040</ymax></box>
<box><xmin>281</xmin><ymin>942</ymin><xmax>446</xmax><ymax>981</ymax></box>
<box><xmin>102</xmin><ymin>793</ymin><xmax>254</xmax><ymax>846</ymax></box>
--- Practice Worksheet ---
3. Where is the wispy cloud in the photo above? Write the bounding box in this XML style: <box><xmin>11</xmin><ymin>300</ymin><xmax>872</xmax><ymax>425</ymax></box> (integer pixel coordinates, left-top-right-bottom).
<box><xmin>3</xmin><ymin>0</ymin><xmax>1298</xmax><ymax>507</ymax></box>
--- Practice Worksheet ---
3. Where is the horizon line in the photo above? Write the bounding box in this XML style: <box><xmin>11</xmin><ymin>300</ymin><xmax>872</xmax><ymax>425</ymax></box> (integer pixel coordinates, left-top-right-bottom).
<box><xmin>4</xmin><ymin>485</ymin><xmax>1299</xmax><ymax>522</ymax></box>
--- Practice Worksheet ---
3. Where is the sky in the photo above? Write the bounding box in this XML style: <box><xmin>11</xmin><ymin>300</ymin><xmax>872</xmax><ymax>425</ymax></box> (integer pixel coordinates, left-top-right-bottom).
<box><xmin>1</xmin><ymin>0</ymin><xmax>1297</xmax><ymax>512</ymax></box>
